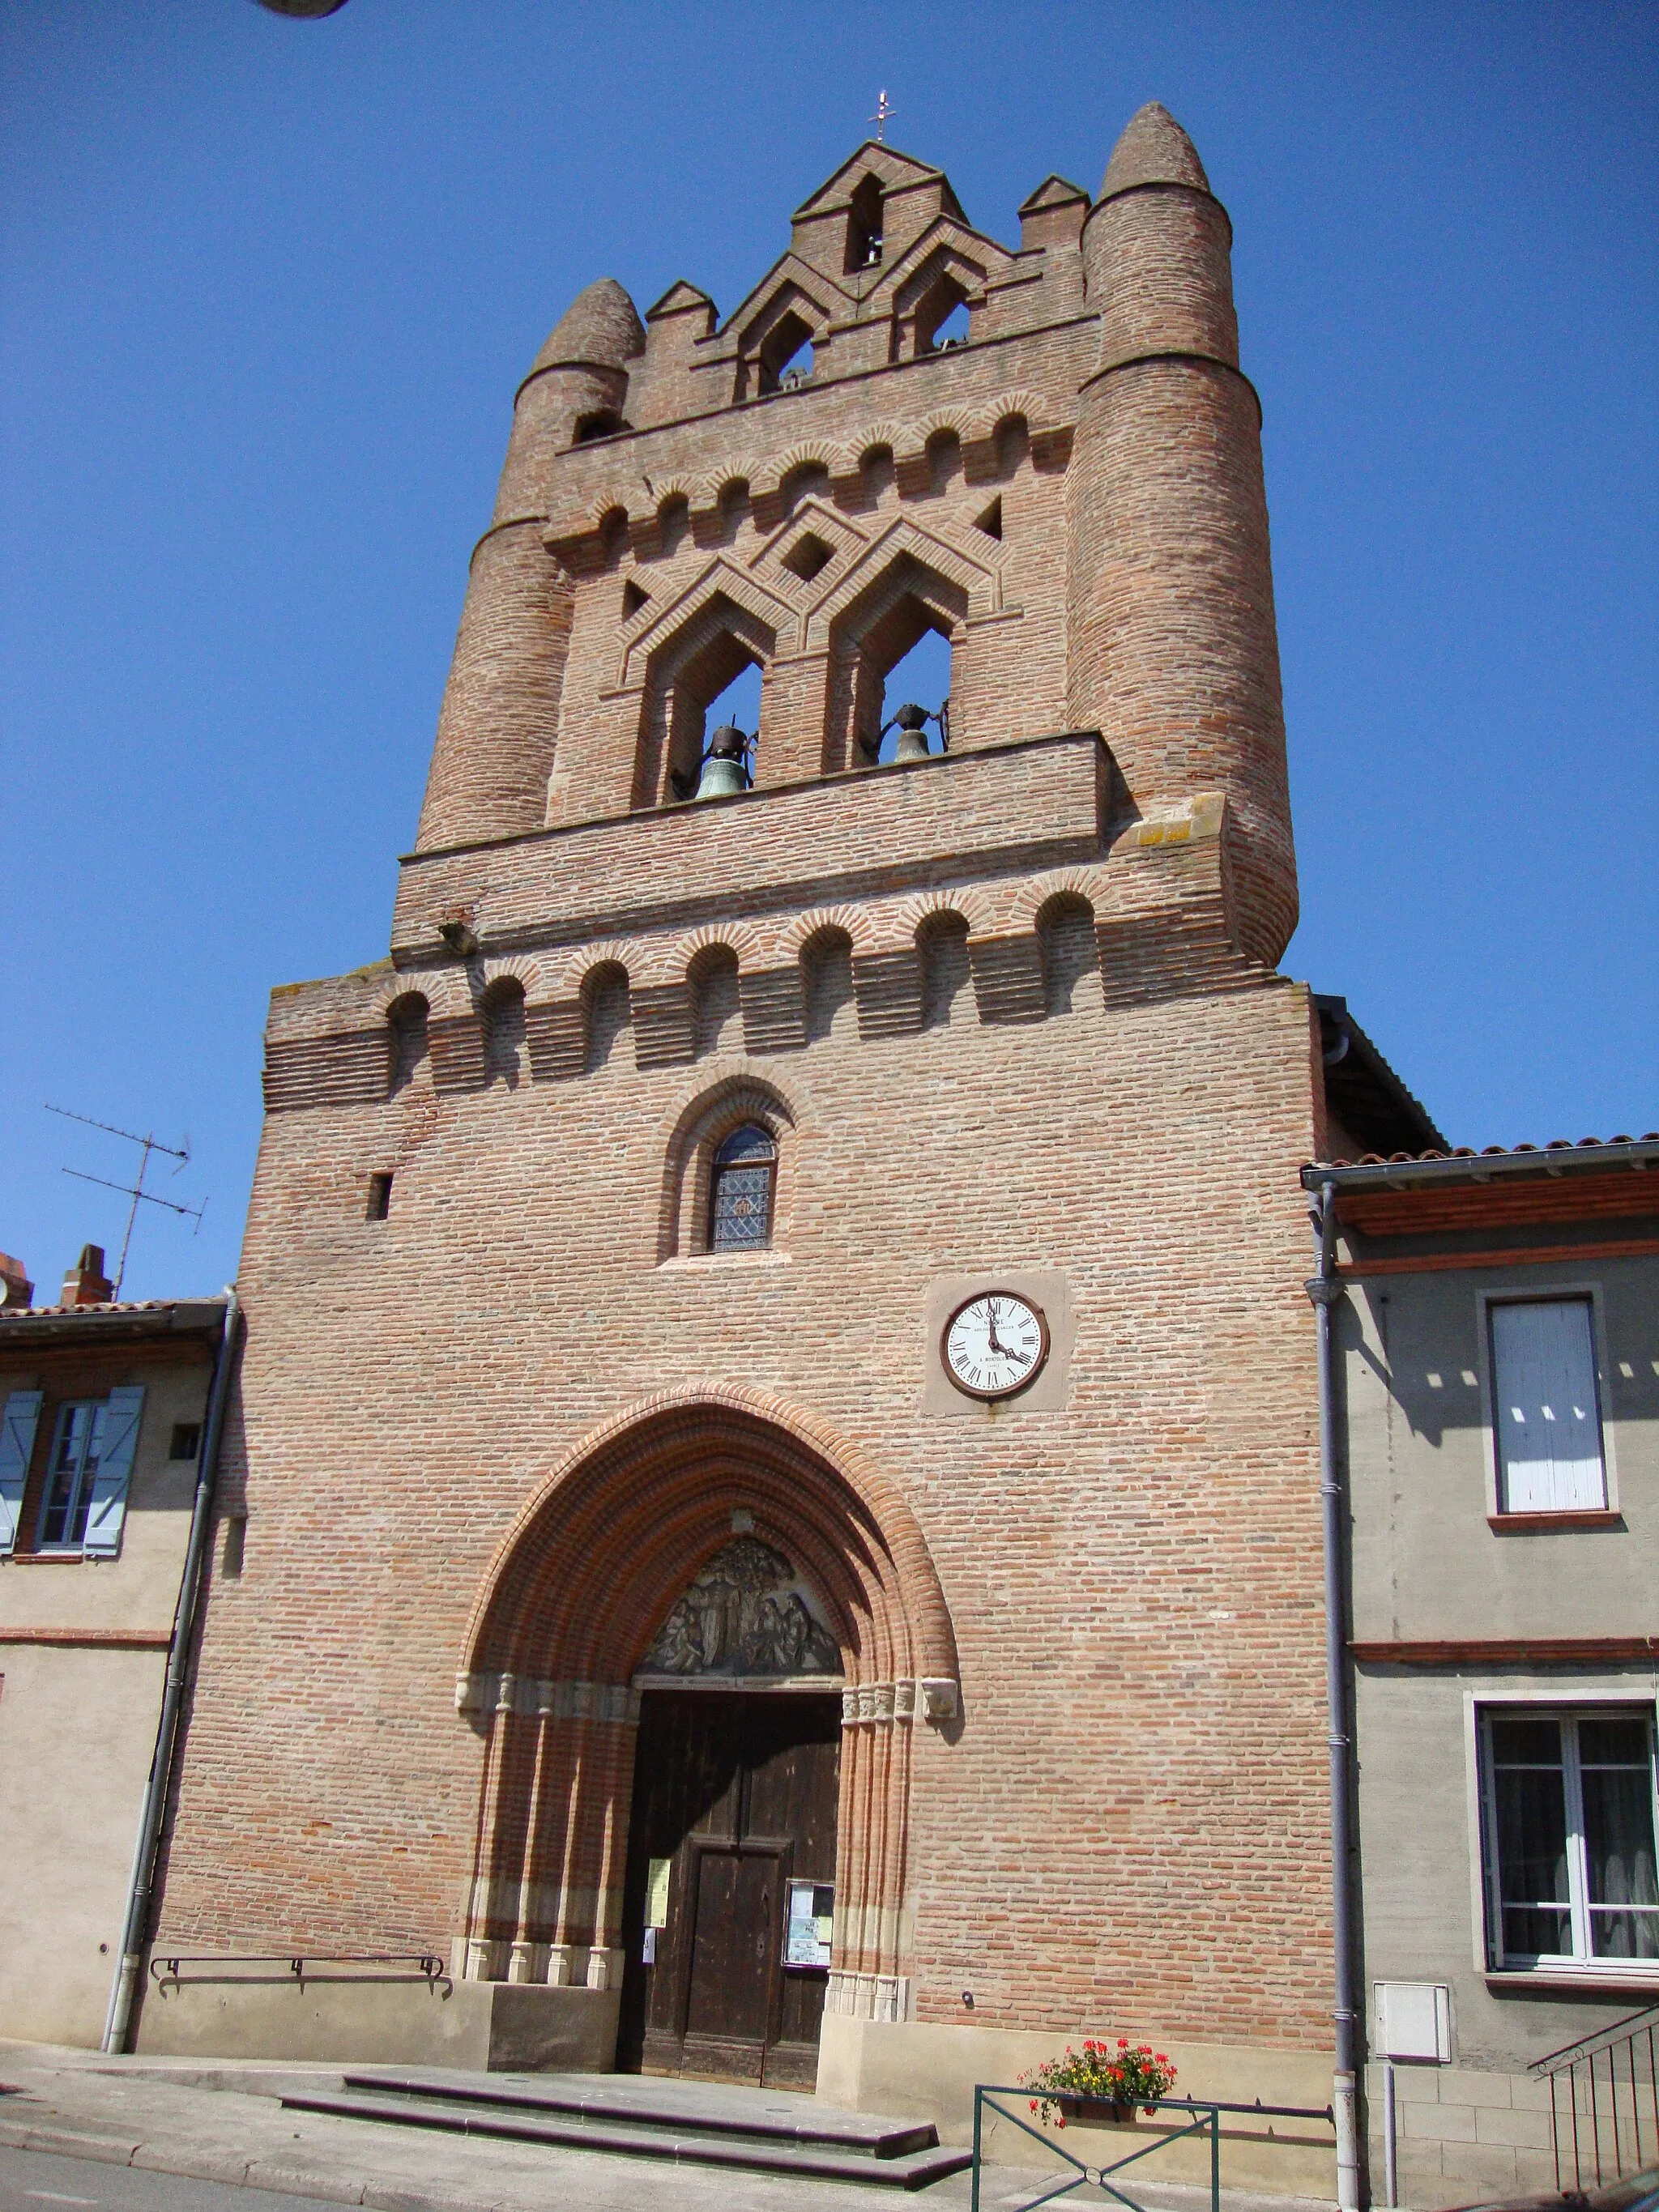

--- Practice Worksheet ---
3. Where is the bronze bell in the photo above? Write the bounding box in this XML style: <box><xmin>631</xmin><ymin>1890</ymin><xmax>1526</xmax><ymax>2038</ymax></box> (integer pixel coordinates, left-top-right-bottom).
<box><xmin>697</xmin><ymin>724</ymin><xmax>752</xmax><ymax>799</ymax></box>
<box><xmin>892</xmin><ymin>703</ymin><xmax>932</xmax><ymax>763</ymax></box>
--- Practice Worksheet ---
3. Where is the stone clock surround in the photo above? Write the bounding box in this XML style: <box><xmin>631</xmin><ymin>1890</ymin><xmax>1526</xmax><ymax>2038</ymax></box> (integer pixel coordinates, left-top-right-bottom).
<box><xmin>921</xmin><ymin>1268</ymin><xmax>1075</xmax><ymax>1416</ymax></box>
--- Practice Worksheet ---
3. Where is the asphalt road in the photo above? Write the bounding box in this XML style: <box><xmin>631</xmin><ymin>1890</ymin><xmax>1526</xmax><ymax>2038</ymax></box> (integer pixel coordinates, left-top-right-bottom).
<box><xmin>0</xmin><ymin>2148</ymin><xmax>344</xmax><ymax>2212</ymax></box>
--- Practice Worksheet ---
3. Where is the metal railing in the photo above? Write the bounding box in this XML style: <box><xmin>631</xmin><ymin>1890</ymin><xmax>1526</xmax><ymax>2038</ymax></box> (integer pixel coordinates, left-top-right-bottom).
<box><xmin>1533</xmin><ymin>2004</ymin><xmax>1659</xmax><ymax>2190</ymax></box>
<box><xmin>150</xmin><ymin>1952</ymin><xmax>451</xmax><ymax>1995</ymax></box>
<box><xmin>970</xmin><ymin>2090</ymin><xmax>1335</xmax><ymax>2212</ymax></box>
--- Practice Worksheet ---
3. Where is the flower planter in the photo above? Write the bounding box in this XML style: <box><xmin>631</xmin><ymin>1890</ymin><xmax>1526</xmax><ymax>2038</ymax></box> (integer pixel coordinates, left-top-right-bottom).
<box><xmin>1058</xmin><ymin>2097</ymin><xmax>1140</xmax><ymax>2125</ymax></box>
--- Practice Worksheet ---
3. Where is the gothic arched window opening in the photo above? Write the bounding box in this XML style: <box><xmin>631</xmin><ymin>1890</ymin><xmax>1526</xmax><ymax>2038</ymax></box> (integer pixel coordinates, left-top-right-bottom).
<box><xmin>642</xmin><ymin>604</ymin><xmax>773</xmax><ymax>810</ymax></box>
<box><xmin>709</xmin><ymin>1123</ymin><xmax>777</xmax><ymax>1252</ymax></box>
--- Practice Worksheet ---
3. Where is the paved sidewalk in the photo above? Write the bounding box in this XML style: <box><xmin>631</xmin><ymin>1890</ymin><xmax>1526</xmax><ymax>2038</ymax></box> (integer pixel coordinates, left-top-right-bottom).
<box><xmin>0</xmin><ymin>2044</ymin><xmax>1337</xmax><ymax>2212</ymax></box>
<box><xmin>0</xmin><ymin>2044</ymin><xmax>983</xmax><ymax>2212</ymax></box>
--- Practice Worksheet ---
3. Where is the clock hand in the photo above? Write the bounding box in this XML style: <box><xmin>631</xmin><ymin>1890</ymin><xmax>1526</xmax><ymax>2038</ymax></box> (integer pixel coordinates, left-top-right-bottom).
<box><xmin>984</xmin><ymin>1299</ymin><xmax>1008</xmax><ymax>1356</ymax></box>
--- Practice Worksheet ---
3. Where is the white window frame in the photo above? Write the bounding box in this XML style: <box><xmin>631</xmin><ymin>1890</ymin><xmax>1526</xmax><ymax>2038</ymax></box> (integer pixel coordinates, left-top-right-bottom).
<box><xmin>36</xmin><ymin>1399</ymin><xmax>106</xmax><ymax>1551</ymax></box>
<box><xmin>1476</xmin><ymin>1283</ymin><xmax>1618</xmax><ymax>1518</ymax></box>
<box><xmin>1474</xmin><ymin>1698</ymin><xmax>1659</xmax><ymax>1979</ymax></box>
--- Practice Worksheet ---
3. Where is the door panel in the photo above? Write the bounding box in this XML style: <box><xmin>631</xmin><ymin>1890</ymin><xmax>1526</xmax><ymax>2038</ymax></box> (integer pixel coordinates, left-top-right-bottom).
<box><xmin>617</xmin><ymin>1691</ymin><xmax>840</xmax><ymax>2082</ymax></box>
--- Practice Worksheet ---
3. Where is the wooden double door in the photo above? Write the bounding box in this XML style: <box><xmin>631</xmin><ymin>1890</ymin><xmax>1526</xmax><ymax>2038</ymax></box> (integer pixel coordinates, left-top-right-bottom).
<box><xmin>616</xmin><ymin>1690</ymin><xmax>840</xmax><ymax>2087</ymax></box>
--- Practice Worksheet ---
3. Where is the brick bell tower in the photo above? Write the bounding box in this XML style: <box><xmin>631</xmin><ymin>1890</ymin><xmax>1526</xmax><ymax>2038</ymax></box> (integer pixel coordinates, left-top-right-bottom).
<box><xmin>153</xmin><ymin>109</ymin><xmax>1345</xmax><ymax>2168</ymax></box>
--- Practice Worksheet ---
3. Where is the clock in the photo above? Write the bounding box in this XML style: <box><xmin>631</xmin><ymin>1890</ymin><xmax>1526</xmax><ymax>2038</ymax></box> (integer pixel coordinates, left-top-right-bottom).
<box><xmin>941</xmin><ymin>1290</ymin><xmax>1049</xmax><ymax>1400</ymax></box>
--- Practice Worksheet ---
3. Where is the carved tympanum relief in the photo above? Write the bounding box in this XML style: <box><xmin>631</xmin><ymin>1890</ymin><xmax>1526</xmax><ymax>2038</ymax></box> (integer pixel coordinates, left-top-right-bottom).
<box><xmin>639</xmin><ymin>1537</ymin><xmax>840</xmax><ymax>1678</ymax></box>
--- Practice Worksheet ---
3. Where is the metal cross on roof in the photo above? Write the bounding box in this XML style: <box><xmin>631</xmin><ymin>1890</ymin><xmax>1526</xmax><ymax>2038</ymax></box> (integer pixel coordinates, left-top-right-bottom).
<box><xmin>869</xmin><ymin>89</ymin><xmax>894</xmax><ymax>144</ymax></box>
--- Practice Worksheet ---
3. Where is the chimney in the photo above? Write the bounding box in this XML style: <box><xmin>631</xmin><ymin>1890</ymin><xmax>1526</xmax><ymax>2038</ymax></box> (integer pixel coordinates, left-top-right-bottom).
<box><xmin>0</xmin><ymin>1251</ymin><xmax>34</xmax><ymax>1309</ymax></box>
<box><xmin>62</xmin><ymin>1243</ymin><xmax>114</xmax><ymax>1307</ymax></box>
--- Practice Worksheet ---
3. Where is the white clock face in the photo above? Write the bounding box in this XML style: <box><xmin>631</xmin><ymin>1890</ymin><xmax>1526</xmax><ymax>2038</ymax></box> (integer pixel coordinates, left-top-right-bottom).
<box><xmin>942</xmin><ymin>1291</ymin><xmax>1049</xmax><ymax>1400</ymax></box>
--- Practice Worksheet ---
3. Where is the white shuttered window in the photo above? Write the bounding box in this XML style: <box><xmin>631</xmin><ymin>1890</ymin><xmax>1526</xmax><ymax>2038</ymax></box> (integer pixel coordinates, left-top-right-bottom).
<box><xmin>1491</xmin><ymin>1299</ymin><xmax>1606</xmax><ymax>1514</ymax></box>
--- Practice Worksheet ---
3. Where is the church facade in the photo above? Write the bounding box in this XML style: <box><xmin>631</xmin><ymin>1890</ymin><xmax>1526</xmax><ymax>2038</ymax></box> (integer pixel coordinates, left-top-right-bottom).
<box><xmin>143</xmin><ymin>108</ymin><xmax>1427</xmax><ymax>2163</ymax></box>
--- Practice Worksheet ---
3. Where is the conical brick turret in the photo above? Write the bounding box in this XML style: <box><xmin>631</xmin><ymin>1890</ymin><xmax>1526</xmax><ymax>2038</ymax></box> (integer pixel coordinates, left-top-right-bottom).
<box><xmin>416</xmin><ymin>279</ymin><xmax>645</xmax><ymax>850</ymax></box>
<box><xmin>1066</xmin><ymin>104</ymin><xmax>1296</xmax><ymax>964</ymax></box>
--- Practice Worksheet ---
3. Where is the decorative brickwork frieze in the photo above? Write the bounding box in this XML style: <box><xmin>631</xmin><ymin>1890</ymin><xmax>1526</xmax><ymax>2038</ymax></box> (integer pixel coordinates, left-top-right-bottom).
<box><xmin>966</xmin><ymin>933</ymin><xmax>1048</xmax><ymax>1025</ymax></box>
<box><xmin>851</xmin><ymin>948</ymin><xmax>924</xmax><ymax>1040</ymax></box>
<box><xmin>261</xmin><ymin>1028</ymin><xmax>390</xmax><ymax>1112</ymax></box>
<box><xmin>522</xmin><ymin>997</ymin><xmax>584</xmax><ymax>1082</ymax></box>
<box><xmin>736</xmin><ymin>965</ymin><xmax>808</xmax><ymax>1056</ymax></box>
<box><xmin>629</xmin><ymin>980</ymin><xmax>695</xmax><ymax>1070</ymax></box>
<box><xmin>426</xmin><ymin>1012</ymin><xmax>488</xmax><ymax>1094</ymax></box>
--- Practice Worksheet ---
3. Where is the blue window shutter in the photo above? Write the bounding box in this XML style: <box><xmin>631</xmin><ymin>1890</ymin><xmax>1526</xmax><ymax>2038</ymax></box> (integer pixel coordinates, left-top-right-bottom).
<box><xmin>83</xmin><ymin>1385</ymin><xmax>146</xmax><ymax>1556</ymax></box>
<box><xmin>0</xmin><ymin>1390</ymin><xmax>43</xmax><ymax>1556</ymax></box>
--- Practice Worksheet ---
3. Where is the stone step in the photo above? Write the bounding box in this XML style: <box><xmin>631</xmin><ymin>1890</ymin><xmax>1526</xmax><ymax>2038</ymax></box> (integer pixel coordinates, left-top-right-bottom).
<box><xmin>339</xmin><ymin>2067</ymin><xmax>940</xmax><ymax>2156</ymax></box>
<box><xmin>280</xmin><ymin>2082</ymin><xmax>973</xmax><ymax>2189</ymax></box>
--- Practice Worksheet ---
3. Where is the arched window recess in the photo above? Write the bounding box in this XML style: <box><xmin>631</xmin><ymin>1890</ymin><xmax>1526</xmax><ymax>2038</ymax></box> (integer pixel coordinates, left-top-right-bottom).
<box><xmin>708</xmin><ymin>1123</ymin><xmax>777</xmax><ymax>1253</ymax></box>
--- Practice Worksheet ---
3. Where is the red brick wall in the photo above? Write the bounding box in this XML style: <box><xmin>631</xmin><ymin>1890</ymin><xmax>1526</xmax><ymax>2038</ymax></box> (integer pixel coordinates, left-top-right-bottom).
<box><xmin>155</xmin><ymin>118</ymin><xmax>1331</xmax><ymax>2056</ymax></box>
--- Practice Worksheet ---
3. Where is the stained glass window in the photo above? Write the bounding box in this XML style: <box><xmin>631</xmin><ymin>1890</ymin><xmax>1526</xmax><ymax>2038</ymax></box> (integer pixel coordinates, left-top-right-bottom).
<box><xmin>710</xmin><ymin>1123</ymin><xmax>776</xmax><ymax>1252</ymax></box>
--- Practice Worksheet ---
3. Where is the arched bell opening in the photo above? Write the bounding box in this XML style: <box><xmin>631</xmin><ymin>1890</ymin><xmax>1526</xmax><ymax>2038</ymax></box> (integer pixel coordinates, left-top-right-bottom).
<box><xmin>757</xmin><ymin>311</ymin><xmax>815</xmax><ymax>395</ymax></box>
<box><xmin>631</xmin><ymin>597</ymin><xmax>774</xmax><ymax>812</ymax></box>
<box><xmin>453</xmin><ymin>1392</ymin><xmax>958</xmax><ymax>2081</ymax></box>
<box><xmin>824</xmin><ymin>556</ymin><xmax>966</xmax><ymax>773</ymax></box>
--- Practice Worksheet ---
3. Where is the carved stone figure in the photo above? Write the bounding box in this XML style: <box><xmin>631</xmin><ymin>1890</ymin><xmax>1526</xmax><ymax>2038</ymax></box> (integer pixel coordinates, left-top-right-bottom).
<box><xmin>642</xmin><ymin>1538</ymin><xmax>840</xmax><ymax>1677</ymax></box>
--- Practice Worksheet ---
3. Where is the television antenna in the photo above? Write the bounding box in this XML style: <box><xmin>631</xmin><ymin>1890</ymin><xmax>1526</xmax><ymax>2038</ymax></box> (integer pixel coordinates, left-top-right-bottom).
<box><xmin>45</xmin><ymin>1103</ymin><xmax>207</xmax><ymax>1301</ymax></box>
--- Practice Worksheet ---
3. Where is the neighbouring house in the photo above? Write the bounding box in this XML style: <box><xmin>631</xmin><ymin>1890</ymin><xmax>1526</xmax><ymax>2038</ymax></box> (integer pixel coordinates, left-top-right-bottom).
<box><xmin>1307</xmin><ymin>1138</ymin><xmax>1659</xmax><ymax>2209</ymax></box>
<box><xmin>0</xmin><ymin>1248</ymin><xmax>232</xmax><ymax>2047</ymax></box>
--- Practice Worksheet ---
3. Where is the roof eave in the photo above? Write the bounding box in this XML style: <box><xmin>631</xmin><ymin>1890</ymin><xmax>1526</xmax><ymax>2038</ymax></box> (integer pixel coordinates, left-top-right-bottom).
<box><xmin>1300</xmin><ymin>1139</ymin><xmax>1659</xmax><ymax>1195</ymax></box>
<box><xmin>0</xmin><ymin>1297</ymin><xmax>228</xmax><ymax>1348</ymax></box>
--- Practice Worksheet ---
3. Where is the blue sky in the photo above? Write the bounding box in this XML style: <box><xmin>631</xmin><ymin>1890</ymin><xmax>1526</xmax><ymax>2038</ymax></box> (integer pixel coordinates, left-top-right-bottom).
<box><xmin>2</xmin><ymin>0</ymin><xmax>1655</xmax><ymax>1302</ymax></box>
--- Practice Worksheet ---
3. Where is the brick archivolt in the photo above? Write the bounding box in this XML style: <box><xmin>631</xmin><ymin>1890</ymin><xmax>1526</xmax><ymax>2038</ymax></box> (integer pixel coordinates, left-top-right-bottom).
<box><xmin>553</xmin><ymin>387</ymin><xmax>1071</xmax><ymax>545</ymax></box>
<box><xmin>261</xmin><ymin>804</ymin><xmax>1269</xmax><ymax>1110</ymax></box>
<box><xmin>450</xmin><ymin>1387</ymin><xmax>957</xmax><ymax>1993</ymax></box>
<box><xmin>612</xmin><ymin>504</ymin><xmax>1004</xmax><ymax>697</ymax></box>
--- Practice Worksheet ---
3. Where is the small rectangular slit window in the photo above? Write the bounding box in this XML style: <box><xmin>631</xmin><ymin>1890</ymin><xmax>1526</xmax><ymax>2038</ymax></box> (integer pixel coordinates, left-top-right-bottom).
<box><xmin>366</xmin><ymin>1172</ymin><xmax>394</xmax><ymax>1221</ymax></box>
<box><xmin>220</xmin><ymin>1514</ymin><xmax>246</xmax><ymax>1579</ymax></box>
<box><xmin>169</xmin><ymin>1423</ymin><xmax>201</xmax><ymax>1461</ymax></box>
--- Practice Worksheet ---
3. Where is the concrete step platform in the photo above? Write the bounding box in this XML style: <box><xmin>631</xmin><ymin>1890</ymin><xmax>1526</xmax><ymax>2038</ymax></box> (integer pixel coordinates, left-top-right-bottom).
<box><xmin>279</xmin><ymin>2067</ymin><xmax>973</xmax><ymax>2189</ymax></box>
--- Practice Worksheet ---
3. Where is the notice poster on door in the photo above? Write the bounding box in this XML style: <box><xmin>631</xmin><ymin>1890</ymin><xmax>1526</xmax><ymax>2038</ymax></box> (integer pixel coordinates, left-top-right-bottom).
<box><xmin>646</xmin><ymin>1856</ymin><xmax>672</xmax><ymax>1929</ymax></box>
<box><xmin>784</xmin><ymin>1878</ymin><xmax>834</xmax><ymax>1968</ymax></box>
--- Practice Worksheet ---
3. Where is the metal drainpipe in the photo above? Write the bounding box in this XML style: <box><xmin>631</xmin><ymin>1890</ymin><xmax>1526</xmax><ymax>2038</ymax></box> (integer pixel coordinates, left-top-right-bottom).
<box><xmin>102</xmin><ymin>1283</ymin><xmax>243</xmax><ymax>2055</ymax></box>
<box><xmin>1308</xmin><ymin>1183</ymin><xmax>1362</xmax><ymax>2210</ymax></box>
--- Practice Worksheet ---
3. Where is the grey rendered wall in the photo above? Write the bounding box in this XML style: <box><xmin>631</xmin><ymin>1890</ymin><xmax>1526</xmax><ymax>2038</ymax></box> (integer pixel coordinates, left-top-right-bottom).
<box><xmin>1341</xmin><ymin>1251</ymin><xmax>1658</xmax><ymax>2202</ymax></box>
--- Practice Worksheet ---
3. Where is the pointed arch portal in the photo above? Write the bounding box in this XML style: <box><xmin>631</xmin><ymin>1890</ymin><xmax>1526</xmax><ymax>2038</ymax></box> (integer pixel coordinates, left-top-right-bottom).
<box><xmin>454</xmin><ymin>1389</ymin><xmax>958</xmax><ymax>2082</ymax></box>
